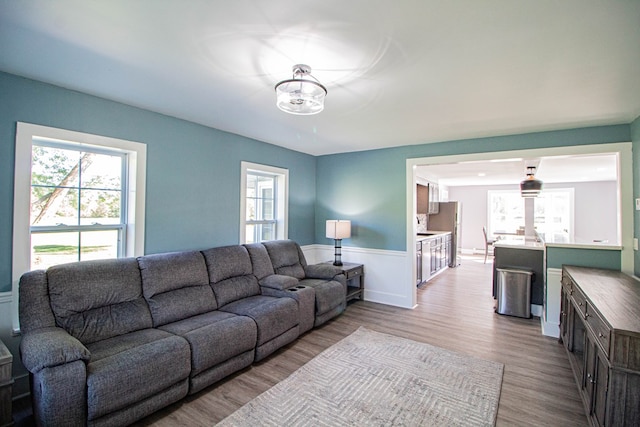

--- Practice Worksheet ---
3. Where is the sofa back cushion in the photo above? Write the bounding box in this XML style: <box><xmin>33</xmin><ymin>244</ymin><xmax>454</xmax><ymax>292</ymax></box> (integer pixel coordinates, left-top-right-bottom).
<box><xmin>19</xmin><ymin>270</ymin><xmax>57</xmax><ymax>333</ymax></box>
<box><xmin>243</xmin><ymin>243</ymin><xmax>275</xmax><ymax>280</ymax></box>
<box><xmin>138</xmin><ymin>251</ymin><xmax>216</xmax><ymax>326</ymax></box>
<box><xmin>262</xmin><ymin>240</ymin><xmax>307</xmax><ymax>279</ymax></box>
<box><xmin>47</xmin><ymin>258</ymin><xmax>152</xmax><ymax>344</ymax></box>
<box><xmin>202</xmin><ymin>245</ymin><xmax>260</xmax><ymax>307</ymax></box>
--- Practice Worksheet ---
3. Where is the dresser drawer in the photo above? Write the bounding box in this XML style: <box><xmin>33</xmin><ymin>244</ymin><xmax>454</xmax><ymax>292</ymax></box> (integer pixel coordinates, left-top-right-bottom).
<box><xmin>346</xmin><ymin>266</ymin><xmax>363</xmax><ymax>280</ymax></box>
<box><xmin>571</xmin><ymin>284</ymin><xmax>587</xmax><ymax>318</ymax></box>
<box><xmin>585</xmin><ymin>304</ymin><xmax>611</xmax><ymax>357</ymax></box>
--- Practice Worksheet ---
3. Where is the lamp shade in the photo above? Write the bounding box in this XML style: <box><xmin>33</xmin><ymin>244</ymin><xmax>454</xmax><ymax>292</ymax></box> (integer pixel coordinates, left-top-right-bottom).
<box><xmin>520</xmin><ymin>166</ymin><xmax>543</xmax><ymax>198</ymax></box>
<box><xmin>326</xmin><ymin>220</ymin><xmax>351</xmax><ymax>239</ymax></box>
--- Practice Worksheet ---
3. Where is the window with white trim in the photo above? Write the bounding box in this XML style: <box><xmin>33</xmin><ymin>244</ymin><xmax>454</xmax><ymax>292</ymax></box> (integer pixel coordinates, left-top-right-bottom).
<box><xmin>240</xmin><ymin>162</ymin><xmax>288</xmax><ymax>244</ymax></box>
<box><xmin>488</xmin><ymin>188</ymin><xmax>574</xmax><ymax>242</ymax></box>
<box><xmin>12</xmin><ymin>123</ymin><xmax>146</xmax><ymax>331</ymax></box>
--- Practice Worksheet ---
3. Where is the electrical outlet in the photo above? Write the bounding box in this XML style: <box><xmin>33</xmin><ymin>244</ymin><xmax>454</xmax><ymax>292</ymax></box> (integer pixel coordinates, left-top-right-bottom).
<box><xmin>636</xmin><ymin>198</ymin><xmax>640</xmax><ymax>210</ymax></box>
<box><xmin>635</xmin><ymin>238</ymin><xmax>639</xmax><ymax>251</ymax></box>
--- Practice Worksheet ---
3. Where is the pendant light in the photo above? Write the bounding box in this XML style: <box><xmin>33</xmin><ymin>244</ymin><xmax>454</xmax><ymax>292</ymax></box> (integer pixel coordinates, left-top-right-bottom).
<box><xmin>275</xmin><ymin>64</ymin><xmax>327</xmax><ymax>115</ymax></box>
<box><xmin>520</xmin><ymin>166</ymin><xmax>543</xmax><ymax>198</ymax></box>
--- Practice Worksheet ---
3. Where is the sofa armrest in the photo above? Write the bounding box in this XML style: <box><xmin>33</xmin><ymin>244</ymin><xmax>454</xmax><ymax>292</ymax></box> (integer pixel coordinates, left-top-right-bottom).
<box><xmin>304</xmin><ymin>264</ymin><xmax>343</xmax><ymax>281</ymax></box>
<box><xmin>20</xmin><ymin>327</ymin><xmax>91</xmax><ymax>373</ymax></box>
<box><xmin>259</xmin><ymin>274</ymin><xmax>299</xmax><ymax>290</ymax></box>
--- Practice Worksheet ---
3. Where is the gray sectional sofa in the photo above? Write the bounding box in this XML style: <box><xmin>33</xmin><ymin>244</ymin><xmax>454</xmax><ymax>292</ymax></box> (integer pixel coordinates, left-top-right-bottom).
<box><xmin>18</xmin><ymin>240</ymin><xmax>346</xmax><ymax>427</ymax></box>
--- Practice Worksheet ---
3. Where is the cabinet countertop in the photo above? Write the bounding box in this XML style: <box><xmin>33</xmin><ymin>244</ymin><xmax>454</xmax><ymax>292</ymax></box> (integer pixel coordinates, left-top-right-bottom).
<box><xmin>416</xmin><ymin>231</ymin><xmax>451</xmax><ymax>241</ymax></box>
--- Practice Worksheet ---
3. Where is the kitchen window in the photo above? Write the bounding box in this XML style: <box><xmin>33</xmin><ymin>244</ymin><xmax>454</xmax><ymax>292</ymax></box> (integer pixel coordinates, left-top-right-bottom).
<box><xmin>488</xmin><ymin>189</ymin><xmax>574</xmax><ymax>241</ymax></box>
<box><xmin>240</xmin><ymin>161</ymin><xmax>288</xmax><ymax>244</ymax></box>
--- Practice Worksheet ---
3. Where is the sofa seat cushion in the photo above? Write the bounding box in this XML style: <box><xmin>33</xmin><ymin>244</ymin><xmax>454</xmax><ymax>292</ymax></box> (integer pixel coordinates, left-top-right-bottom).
<box><xmin>299</xmin><ymin>279</ymin><xmax>346</xmax><ymax>315</ymax></box>
<box><xmin>159</xmin><ymin>311</ymin><xmax>257</xmax><ymax>377</ymax></box>
<box><xmin>259</xmin><ymin>274</ymin><xmax>299</xmax><ymax>290</ymax></box>
<box><xmin>85</xmin><ymin>328</ymin><xmax>190</xmax><ymax>421</ymax></box>
<box><xmin>219</xmin><ymin>295</ymin><xmax>298</xmax><ymax>346</ymax></box>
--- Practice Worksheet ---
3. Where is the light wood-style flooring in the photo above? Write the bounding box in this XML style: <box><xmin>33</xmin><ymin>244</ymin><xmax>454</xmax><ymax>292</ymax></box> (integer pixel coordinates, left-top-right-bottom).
<box><xmin>134</xmin><ymin>255</ymin><xmax>588</xmax><ymax>426</ymax></box>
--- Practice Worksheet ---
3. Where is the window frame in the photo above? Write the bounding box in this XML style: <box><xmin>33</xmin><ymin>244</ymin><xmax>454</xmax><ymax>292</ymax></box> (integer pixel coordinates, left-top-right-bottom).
<box><xmin>12</xmin><ymin>122</ymin><xmax>146</xmax><ymax>332</ymax></box>
<box><xmin>240</xmin><ymin>161</ymin><xmax>288</xmax><ymax>244</ymax></box>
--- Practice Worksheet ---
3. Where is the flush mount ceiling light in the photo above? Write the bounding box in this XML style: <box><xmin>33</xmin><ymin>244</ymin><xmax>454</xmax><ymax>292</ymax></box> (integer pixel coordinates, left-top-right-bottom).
<box><xmin>275</xmin><ymin>64</ymin><xmax>327</xmax><ymax>115</ymax></box>
<box><xmin>520</xmin><ymin>166</ymin><xmax>543</xmax><ymax>198</ymax></box>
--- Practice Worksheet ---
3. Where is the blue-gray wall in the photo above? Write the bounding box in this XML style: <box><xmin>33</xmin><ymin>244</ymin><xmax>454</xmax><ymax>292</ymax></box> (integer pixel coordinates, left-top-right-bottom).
<box><xmin>0</xmin><ymin>71</ymin><xmax>317</xmax><ymax>293</ymax></box>
<box><xmin>317</xmin><ymin>125</ymin><xmax>632</xmax><ymax>252</ymax></box>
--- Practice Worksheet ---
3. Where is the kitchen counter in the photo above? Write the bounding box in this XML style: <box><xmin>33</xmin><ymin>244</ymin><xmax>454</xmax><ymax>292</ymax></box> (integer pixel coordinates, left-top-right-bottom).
<box><xmin>493</xmin><ymin>235</ymin><xmax>621</xmax><ymax>251</ymax></box>
<box><xmin>493</xmin><ymin>236</ymin><xmax>544</xmax><ymax>250</ymax></box>
<box><xmin>416</xmin><ymin>230</ymin><xmax>451</xmax><ymax>241</ymax></box>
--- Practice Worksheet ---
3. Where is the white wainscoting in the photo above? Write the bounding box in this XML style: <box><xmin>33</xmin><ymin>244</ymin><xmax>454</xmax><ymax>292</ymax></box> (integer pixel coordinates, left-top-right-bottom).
<box><xmin>302</xmin><ymin>245</ymin><xmax>414</xmax><ymax>309</ymax></box>
<box><xmin>542</xmin><ymin>268</ymin><xmax>562</xmax><ymax>338</ymax></box>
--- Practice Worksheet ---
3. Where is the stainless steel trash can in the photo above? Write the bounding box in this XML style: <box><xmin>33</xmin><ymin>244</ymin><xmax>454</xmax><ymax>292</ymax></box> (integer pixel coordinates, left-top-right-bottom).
<box><xmin>495</xmin><ymin>268</ymin><xmax>532</xmax><ymax>318</ymax></box>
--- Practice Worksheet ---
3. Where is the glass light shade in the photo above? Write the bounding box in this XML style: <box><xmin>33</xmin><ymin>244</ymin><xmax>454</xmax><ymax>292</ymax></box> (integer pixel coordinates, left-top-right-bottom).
<box><xmin>520</xmin><ymin>176</ymin><xmax>543</xmax><ymax>198</ymax></box>
<box><xmin>275</xmin><ymin>64</ymin><xmax>327</xmax><ymax>115</ymax></box>
<box><xmin>275</xmin><ymin>79</ymin><xmax>326</xmax><ymax>115</ymax></box>
<box><xmin>326</xmin><ymin>220</ymin><xmax>351</xmax><ymax>239</ymax></box>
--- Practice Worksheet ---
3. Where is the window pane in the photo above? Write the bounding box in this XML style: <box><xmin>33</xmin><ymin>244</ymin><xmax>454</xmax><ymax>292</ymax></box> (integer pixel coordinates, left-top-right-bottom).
<box><xmin>79</xmin><ymin>189</ymin><xmax>121</xmax><ymax>224</ymax></box>
<box><xmin>30</xmin><ymin>188</ymin><xmax>79</xmax><ymax>226</ymax></box>
<box><xmin>246</xmin><ymin>198</ymin><xmax>256</xmax><ymax>221</ymax></box>
<box><xmin>31</xmin><ymin>146</ymin><xmax>80</xmax><ymax>187</ymax></box>
<box><xmin>79</xmin><ymin>230</ymin><xmax>120</xmax><ymax>261</ymax></box>
<box><xmin>261</xmin><ymin>197</ymin><xmax>274</xmax><ymax>220</ymax></box>
<box><xmin>259</xmin><ymin>223</ymin><xmax>275</xmax><ymax>241</ymax></box>
<box><xmin>245</xmin><ymin>224</ymin><xmax>256</xmax><ymax>244</ymax></box>
<box><xmin>80</xmin><ymin>153</ymin><xmax>122</xmax><ymax>190</ymax></box>
<box><xmin>31</xmin><ymin>229</ymin><xmax>120</xmax><ymax>270</ymax></box>
<box><xmin>31</xmin><ymin>231</ymin><xmax>80</xmax><ymax>270</ymax></box>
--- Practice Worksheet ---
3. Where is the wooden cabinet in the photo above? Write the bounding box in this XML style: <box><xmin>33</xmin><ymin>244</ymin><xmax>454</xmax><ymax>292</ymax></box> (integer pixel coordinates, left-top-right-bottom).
<box><xmin>0</xmin><ymin>339</ymin><xmax>12</xmax><ymax>427</ymax></box>
<box><xmin>331</xmin><ymin>262</ymin><xmax>364</xmax><ymax>302</ymax></box>
<box><xmin>419</xmin><ymin>233</ymin><xmax>450</xmax><ymax>282</ymax></box>
<box><xmin>560</xmin><ymin>266</ymin><xmax>640</xmax><ymax>427</ymax></box>
<box><xmin>416</xmin><ymin>183</ymin><xmax>439</xmax><ymax>214</ymax></box>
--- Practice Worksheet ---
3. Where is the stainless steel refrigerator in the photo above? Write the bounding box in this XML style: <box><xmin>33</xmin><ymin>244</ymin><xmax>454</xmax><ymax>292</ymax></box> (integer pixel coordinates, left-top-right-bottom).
<box><xmin>427</xmin><ymin>201</ymin><xmax>461</xmax><ymax>267</ymax></box>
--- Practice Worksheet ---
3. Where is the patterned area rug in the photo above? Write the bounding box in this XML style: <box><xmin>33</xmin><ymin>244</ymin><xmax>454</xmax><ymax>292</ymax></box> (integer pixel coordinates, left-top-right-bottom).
<box><xmin>217</xmin><ymin>327</ymin><xmax>504</xmax><ymax>426</ymax></box>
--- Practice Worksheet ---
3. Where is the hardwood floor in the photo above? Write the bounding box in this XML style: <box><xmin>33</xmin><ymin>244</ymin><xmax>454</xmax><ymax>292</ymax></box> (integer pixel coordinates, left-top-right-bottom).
<box><xmin>134</xmin><ymin>255</ymin><xmax>587</xmax><ymax>426</ymax></box>
<box><xmin>13</xmin><ymin>255</ymin><xmax>588</xmax><ymax>426</ymax></box>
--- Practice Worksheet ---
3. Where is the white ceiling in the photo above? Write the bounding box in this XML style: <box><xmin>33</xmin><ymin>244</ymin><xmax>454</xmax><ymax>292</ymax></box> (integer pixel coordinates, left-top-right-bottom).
<box><xmin>416</xmin><ymin>153</ymin><xmax>618</xmax><ymax>187</ymax></box>
<box><xmin>1</xmin><ymin>1</ymin><xmax>639</xmax><ymax>156</ymax></box>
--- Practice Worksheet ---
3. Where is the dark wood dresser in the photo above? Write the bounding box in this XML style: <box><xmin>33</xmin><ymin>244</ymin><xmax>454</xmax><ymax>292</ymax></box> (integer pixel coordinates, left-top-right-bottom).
<box><xmin>560</xmin><ymin>265</ymin><xmax>640</xmax><ymax>427</ymax></box>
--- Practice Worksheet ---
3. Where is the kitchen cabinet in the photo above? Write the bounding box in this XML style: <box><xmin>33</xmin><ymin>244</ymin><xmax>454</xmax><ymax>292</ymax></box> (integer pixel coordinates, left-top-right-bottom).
<box><xmin>560</xmin><ymin>266</ymin><xmax>640</xmax><ymax>427</ymax></box>
<box><xmin>416</xmin><ymin>183</ymin><xmax>439</xmax><ymax>214</ymax></box>
<box><xmin>416</xmin><ymin>241</ymin><xmax>422</xmax><ymax>285</ymax></box>
<box><xmin>417</xmin><ymin>232</ymin><xmax>450</xmax><ymax>284</ymax></box>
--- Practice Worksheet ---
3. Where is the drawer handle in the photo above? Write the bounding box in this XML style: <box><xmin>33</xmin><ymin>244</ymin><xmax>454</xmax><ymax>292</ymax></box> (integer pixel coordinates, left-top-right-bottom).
<box><xmin>598</xmin><ymin>333</ymin><xmax>605</xmax><ymax>338</ymax></box>
<box><xmin>585</xmin><ymin>313</ymin><xmax>590</xmax><ymax>318</ymax></box>
<box><xmin>579</xmin><ymin>302</ymin><xmax>583</xmax><ymax>306</ymax></box>
<box><xmin>587</xmin><ymin>373</ymin><xmax>595</xmax><ymax>384</ymax></box>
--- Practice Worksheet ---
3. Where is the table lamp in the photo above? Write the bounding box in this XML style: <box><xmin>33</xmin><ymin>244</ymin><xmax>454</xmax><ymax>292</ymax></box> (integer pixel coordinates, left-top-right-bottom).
<box><xmin>326</xmin><ymin>220</ymin><xmax>351</xmax><ymax>266</ymax></box>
